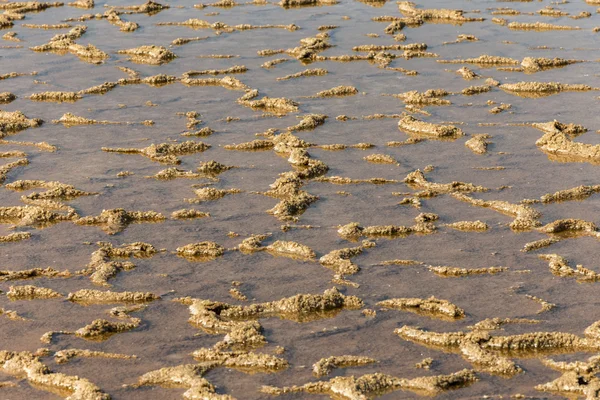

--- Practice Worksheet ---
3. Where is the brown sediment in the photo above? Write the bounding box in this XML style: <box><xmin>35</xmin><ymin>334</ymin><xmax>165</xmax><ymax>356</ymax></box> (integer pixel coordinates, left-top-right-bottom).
<box><xmin>192</xmin><ymin>348</ymin><xmax>288</xmax><ymax>373</ymax></box>
<box><xmin>262</xmin><ymin>58</ymin><xmax>289</xmax><ymax>68</ymax></box>
<box><xmin>534</xmin><ymin>120</ymin><xmax>600</xmax><ymax>164</ymax></box>
<box><xmin>7</xmin><ymin>285</ymin><xmax>62</xmax><ymax>300</ymax></box>
<box><xmin>465</xmin><ymin>134</ymin><xmax>491</xmax><ymax>154</ymax></box>
<box><xmin>225</xmin><ymin>140</ymin><xmax>274</xmax><ymax>150</ymax></box>
<box><xmin>397</xmin><ymin>1</ymin><xmax>483</xmax><ymax>22</ymax></box>
<box><xmin>68</xmin><ymin>0</ymin><xmax>94</xmax><ymax>8</ymax></box>
<box><xmin>0</xmin><ymin>205</ymin><xmax>75</xmax><ymax>227</ymax></box>
<box><xmin>444</xmin><ymin>221</ymin><xmax>489</xmax><ymax>231</ymax></box>
<box><xmin>0</xmin><ymin>109</ymin><xmax>42</xmax><ymax>135</ymax></box>
<box><xmin>522</xmin><ymin>237</ymin><xmax>561</xmax><ymax>252</ymax></box>
<box><xmin>539</xmin><ymin>254</ymin><xmax>600</xmax><ymax>281</ymax></box>
<box><xmin>150</xmin><ymin>168</ymin><xmax>202</xmax><ymax>180</ymax></box>
<box><xmin>525</xmin><ymin>294</ymin><xmax>555</xmax><ymax>314</ymax></box>
<box><xmin>500</xmin><ymin>81</ymin><xmax>594</xmax><ymax>97</ymax></box>
<box><xmin>74</xmin><ymin>208</ymin><xmax>165</xmax><ymax>235</ymax></box>
<box><xmin>74</xmin><ymin>318</ymin><xmax>140</xmax><ymax>340</ymax></box>
<box><xmin>54</xmin><ymin>349</ymin><xmax>135</xmax><ymax>364</ymax></box>
<box><xmin>387</xmin><ymin>138</ymin><xmax>423</xmax><ymax>147</ymax></box>
<box><xmin>537</xmin><ymin>7</ymin><xmax>569</xmax><ymax>17</ymax></box>
<box><xmin>238</xmin><ymin>95</ymin><xmax>298</xmax><ymax>114</ymax></box>
<box><xmin>462</xmin><ymin>85</ymin><xmax>491</xmax><ymax>95</ymax></box>
<box><xmin>182</xmin><ymin>127</ymin><xmax>214</xmax><ymax>137</ymax></box>
<box><xmin>443</xmin><ymin>34</ymin><xmax>479</xmax><ymax>45</ymax></box>
<box><xmin>135</xmin><ymin>364</ymin><xmax>232</xmax><ymax>399</ymax></box>
<box><xmin>1</xmin><ymin>308</ymin><xmax>26</xmax><ymax>321</ymax></box>
<box><xmin>491</xmin><ymin>7</ymin><xmax>520</xmax><ymax>15</ymax></box>
<box><xmin>238</xmin><ymin>234</ymin><xmax>270</xmax><ymax>254</ymax></box>
<box><xmin>392</xmin><ymin>89</ymin><xmax>450</xmax><ymax>106</ymax></box>
<box><xmin>229</xmin><ymin>288</ymin><xmax>247</xmax><ymax>301</ymax></box>
<box><xmin>288</xmin><ymin>114</ymin><xmax>327</xmax><ymax>131</ymax></box>
<box><xmin>102</xmin><ymin>141</ymin><xmax>210</xmax><ymax>164</ymax></box>
<box><xmin>396</xmin><ymin>320</ymin><xmax>600</xmax><ymax>376</ymax></box>
<box><xmin>182</xmin><ymin>66</ymin><xmax>247</xmax><ymax>77</ymax></box>
<box><xmin>320</xmin><ymin>245</ymin><xmax>365</xmax><ymax>275</ymax></box>
<box><xmin>521</xmin><ymin>57</ymin><xmax>582</xmax><ymax>72</ymax></box>
<box><xmin>265</xmin><ymin>240</ymin><xmax>316</xmax><ymax>260</ymax></box>
<box><xmin>398</xmin><ymin>115</ymin><xmax>464</xmax><ymax>138</ymax></box>
<box><xmin>22</xmin><ymin>23</ymin><xmax>72</xmax><ymax>29</ymax></box>
<box><xmin>0</xmin><ymin>140</ymin><xmax>56</xmax><ymax>152</ymax></box>
<box><xmin>0</xmin><ymin>350</ymin><xmax>110</xmax><ymax>399</ymax></box>
<box><xmin>29</xmin><ymin>91</ymin><xmax>81</xmax><ymax>102</ymax></box>
<box><xmin>0</xmin><ymin>92</ymin><xmax>16</xmax><ymax>104</ymax></box>
<box><xmin>316</xmin><ymin>176</ymin><xmax>397</xmax><ymax>185</ymax></box>
<box><xmin>378</xmin><ymin>296</ymin><xmax>465</xmax><ymax>320</ymax></box>
<box><xmin>198</xmin><ymin>160</ymin><xmax>234</xmax><ymax>175</ymax></box>
<box><xmin>76</xmin><ymin>242</ymin><xmax>156</xmax><ymax>285</ymax></box>
<box><xmin>0</xmin><ymin>232</ymin><xmax>31</xmax><ymax>243</ymax></box>
<box><xmin>489</xmin><ymin>103</ymin><xmax>511</xmax><ymax>114</ymax></box>
<box><xmin>508</xmin><ymin>21</ymin><xmax>580</xmax><ymax>30</ymax></box>
<box><xmin>312</xmin><ymin>86</ymin><xmax>358</xmax><ymax>98</ymax></box>
<box><xmin>456</xmin><ymin>67</ymin><xmax>479</xmax><ymax>80</ymax></box>
<box><xmin>171</xmin><ymin>209</ymin><xmax>209</xmax><ymax>219</ymax></box>
<box><xmin>364</xmin><ymin>154</ymin><xmax>398</xmax><ymax>164</ymax></box>
<box><xmin>428</xmin><ymin>265</ymin><xmax>507</xmax><ymax>277</ymax></box>
<box><xmin>312</xmin><ymin>355</ymin><xmax>377</xmax><ymax>377</ymax></box>
<box><xmin>536</xmin><ymin>355</ymin><xmax>600</xmax><ymax>399</ymax></box>
<box><xmin>262</xmin><ymin>369</ymin><xmax>477</xmax><ymax>398</ymax></box>
<box><xmin>0</xmin><ymin>158</ymin><xmax>28</xmax><ymax>183</ymax></box>
<box><xmin>190</xmin><ymin>187</ymin><xmax>241</xmax><ymax>202</ymax></box>
<box><xmin>540</xmin><ymin>185</ymin><xmax>600</xmax><ymax>203</ymax></box>
<box><xmin>176</xmin><ymin>242</ymin><xmax>225</xmax><ymax>261</ymax></box>
<box><xmin>176</xmin><ymin>287</ymin><xmax>362</xmax><ymax>350</ymax></box>
<box><xmin>171</xmin><ymin>36</ymin><xmax>207</xmax><ymax>46</ymax></box>
<box><xmin>452</xmin><ymin>193</ymin><xmax>541</xmax><ymax>230</ymax></box>
<box><xmin>0</xmin><ymin>267</ymin><xmax>70</xmax><ymax>282</ymax></box>
<box><xmin>117</xmin><ymin>45</ymin><xmax>176</xmax><ymax>65</ymax></box>
<box><xmin>438</xmin><ymin>54</ymin><xmax>519</xmax><ymax>65</ymax></box>
<box><xmin>538</xmin><ymin>218</ymin><xmax>598</xmax><ymax>235</ymax></box>
<box><xmin>2</xmin><ymin>32</ymin><xmax>20</xmax><ymax>42</ymax></box>
<box><xmin>404</xmin><ymin>169</ymin><xmax>487</xmax><ymax>196</ymax></box>
<box><xmin>29</xmin><ymin>25</ymin><xmax>109</xmax><ymax>64</ymax></box>
<box><xmin>68</xmin><ymin>289</ymin><xmax>158</xmax><ymax>304</ymax></box>
<box><xmin>279</xmin><ymin>0</ymin><xmax>337</xmax><ymax>7</ymax></box>
<box><xmin>277</xmin><ymin>68</ymin><xmax>327</xmax><ymax>80</ymax></box>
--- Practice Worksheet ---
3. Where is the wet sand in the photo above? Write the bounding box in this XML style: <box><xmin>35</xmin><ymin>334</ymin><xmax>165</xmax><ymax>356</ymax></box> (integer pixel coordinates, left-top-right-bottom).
<box><xmin>2</xmin><ymin>0</ymin><xmax>600</xmax><ymax>398</ymax></box>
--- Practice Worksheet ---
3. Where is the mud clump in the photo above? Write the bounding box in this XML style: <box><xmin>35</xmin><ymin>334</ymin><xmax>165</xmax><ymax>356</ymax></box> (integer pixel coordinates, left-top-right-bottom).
<box><xmin>225</xmin><ymin>140</ymin><xmax>274</xmax><ymax>151</ymax></box>
<box><xmin>393</xmin><ymin>89</ymin><xmax>450</xmax><ymax>106</ymax></box>
<box><xmin>521</xmin><ymin>57</ymin><xmax>581</xmax><ymax>72</ymax></box>
<box><xmin>398</xmin><ymin>115</ymin><xmax>463</xmax><ymax>138</ymax></box>
<box><xmin>288</xmin><ymin>114</ymin><xmax>327</xmax><ymax>132</ymax></box>
<box><xmin>445</xmin><ymin>221</ymin><xmax>489</xmax><ymax>231</ymax></box>
<box><xmin>68</xmin><ymin>289</ymin><xmax>159</xmax><ymax>304</ymax></box>
<box><xmin>7</xmin><ymin>285</ymin><xmax>62</xmax><ymax>300</ymax></box>
<box><xmin>0</xmin><ymin>267</ymin><xmax>70</xmax><ymax>282</ymax></box>
<box><xmin>404</xmin><ymin>169</ymin><xmax>487</xmax><ymax>196</ymax></box>
<box><xmin>0</xmin><ymin>109</ymin><xmax>42</xmax><ymax>134</ymax></box>
<box><xmin>29</xmin><ymin>91</ymin><xmax>81</xmax><ymax>102</ymax></box>
<box><xmin>465</xmin><ymin>134</ymin><xmax>491</xmax><ymax>154</ymax></box>
<box><xmin>265</xmin><ymin>240</ymin><xmax>316</xmax><ymax>260</ymax></box>
<box><xmin>277</xmin><ymin>68</ymin><xmax>327</xmax><ymax>80</ymax></box>
<box><xmin>500</xmin><ymin>82</ymin><xmax>594</xmax><ymax>97</ymax></box>
<box><xmin>102</xmin><ymin>141</ymin><xmax>210</xmax><ymax>164</ymax></box>
<box><xmin>54</xmin><ymin>349</ymin><xmax>135</xmax><ymax>364</ymax></box>
<box><xmin>177</xmin><ymin>241</ymin><xmax>225</xmax><ymax>261</ymax></box>
<box><xmin>312</xmin><ymin>355</ymin><xmax>377</xmax><ymax>377</ymax></box>
<box><xmin>452</xmin><ymin>193</ymin><xmax>541</xmax><ymax>230</ymax></box>
<box><xmin>428</xmin><ymin>265</ymin><xmax>507</xmax><ymax>277</ymax></box>
<box><xmin>75</xmin><ymin>208</ymin><xmax>165</xmax><ymax>235</ymax></box>
<box><xmin>508</xmin><ymin>21</ymin><xmax>580</xmax><ymax>31</ymax></box>
<box><xmin>377</xmin><ymin>296</ymin><xmax>465</xmax><ymax>320</ymax></box>
<box><xmin>262</xmin><ymin>369</ymin><xmax>477</xmax><ymax>398</ymax></box>
<box><xmin>313</xmin><ymin>86</ymin><xmax>358</xmax><ymax>98</ymax></box>
<box><xmin>0</xmin><ymin>350</ymin><xmax>110</xmax><ymax>399</ymax></box>
<box><xmin>534</xmin><ymin>121</ymin><xmax>600</xmax><ymax>164</ymax></box>
<box><xmin>171</xmin><ymin>209</ymin><xmax>209</xmax><ymax>219</ymax></box>
<box><xmin>438</xmin><ymin>54</ymin><xmax>519</xmax><ymax>65</ymax></box>
<box><xmin>0</xmin><ymin>232</ymin><xmax>31</xmax><ymax>242</ymax></box>
<box><xmin>191</xmin><ymin>187</ymin><xmax>241</xmax><ymax>202</ymax></box>
<box><xmin>541</xmin><ymin>185</ymin><xmax>600</xmax><ymax>203</ymax></box>
<box><xmin>117</xmin><ymin>45</ymin><xmax>176</xmax><ymax>65</ymax></box>
<box><xmin>539</xmin><ymin>254</ymin><xmax>600</xmax><ymax>281</ymax></box>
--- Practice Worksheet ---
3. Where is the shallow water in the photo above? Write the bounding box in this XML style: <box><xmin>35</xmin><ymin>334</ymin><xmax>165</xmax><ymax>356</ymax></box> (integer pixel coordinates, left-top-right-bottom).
<box><xmin>2</xmin><ymin>0</ymin><xmax>600</xmax><ymax>398</ymax></box>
